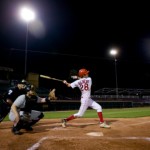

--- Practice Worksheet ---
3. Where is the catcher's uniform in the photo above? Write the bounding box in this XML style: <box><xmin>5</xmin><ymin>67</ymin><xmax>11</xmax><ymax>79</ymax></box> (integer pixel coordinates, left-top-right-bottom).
<box><xmin>9</xmin><ymin>94</ymin><xmax>44</xmax><ymax>128</ymax></box>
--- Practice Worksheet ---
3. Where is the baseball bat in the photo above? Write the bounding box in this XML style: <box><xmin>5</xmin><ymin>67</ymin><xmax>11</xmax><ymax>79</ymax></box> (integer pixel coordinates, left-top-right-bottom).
<box><xmin>40</xmin><ymin>74</ymin><xmax>64</xmax><ymax>82</ymax></box>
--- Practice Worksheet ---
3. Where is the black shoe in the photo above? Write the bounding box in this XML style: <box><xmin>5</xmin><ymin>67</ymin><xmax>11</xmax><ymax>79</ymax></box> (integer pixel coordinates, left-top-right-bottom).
<box><xmin>25</xmin><ymin>126</ymin><xmax>33</xmax><ymax>131</ymax></box>
<box><xmin>11</xmin><ymin>127</ymin><xmax>22</xmax><ymax>135</ymax></box>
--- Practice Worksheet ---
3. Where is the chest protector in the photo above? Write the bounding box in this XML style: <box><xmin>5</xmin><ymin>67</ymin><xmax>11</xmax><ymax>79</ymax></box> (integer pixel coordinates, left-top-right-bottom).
<box><xmin>21</xmin><ymin>95</ymin><xmax>37</xmax><ymax>113</ymax></box>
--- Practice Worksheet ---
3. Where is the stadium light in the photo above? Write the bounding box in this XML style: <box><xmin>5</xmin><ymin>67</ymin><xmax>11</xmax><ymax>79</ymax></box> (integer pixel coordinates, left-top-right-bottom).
<box><xmin>20</xmin><ymin>7</ymin><xmax>35</xmax><ymax>76</ymax></box>
<box><xmin>110</xmin><ymin>49</ymin><xmax>119</xmax><ymax>98</ymax></box>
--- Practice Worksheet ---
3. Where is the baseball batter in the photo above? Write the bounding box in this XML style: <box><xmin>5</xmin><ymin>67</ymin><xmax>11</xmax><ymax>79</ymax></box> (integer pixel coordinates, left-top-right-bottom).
<box><xmin>62</xmin><ymin>68</ymin><xmax>111</xmax><ymax>128</ymax></box>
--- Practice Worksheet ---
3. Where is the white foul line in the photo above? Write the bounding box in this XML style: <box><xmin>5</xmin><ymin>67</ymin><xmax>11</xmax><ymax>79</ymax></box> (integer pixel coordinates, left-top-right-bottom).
<box><xmin>27</xmin><ymin>135</ymin><xmax>150</xmax><ymax>150</ymax></box>
<box><xmin>27</xmin><ymin>120</ymin><xmax>150</xmax><ymax>150</ymax></box>
<box><xmin>27</xmin><ymin>137</ymin><xmax>49</xmax><ymax>150</ymax></box>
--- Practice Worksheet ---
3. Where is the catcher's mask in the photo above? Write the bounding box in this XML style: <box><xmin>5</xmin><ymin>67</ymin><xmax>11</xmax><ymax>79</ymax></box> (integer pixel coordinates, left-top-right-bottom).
<box><xmin>26</xmin><ymin>85</ymin><xmax>36</xmax><ymax>96</ymax></box>
<box><xmin>78</xmin><ymin>68</ymin><xmax>89</xmax><ymax>77</ymax></box>
<box><xmin>26</xmin><ymin>85</ymin><xmax>34</xmax><ymax>91</ymax></box>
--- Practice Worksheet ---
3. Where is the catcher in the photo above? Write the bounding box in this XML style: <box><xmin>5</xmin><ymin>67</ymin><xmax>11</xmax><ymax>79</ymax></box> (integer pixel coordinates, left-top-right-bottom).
<box><xmin>9</xmin><ymin>85</ymin><xmax>56</xmax><ymax>135</ymax></box>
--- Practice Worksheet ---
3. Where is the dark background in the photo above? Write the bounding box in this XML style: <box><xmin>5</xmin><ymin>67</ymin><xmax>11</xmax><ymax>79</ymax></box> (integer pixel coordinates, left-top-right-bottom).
<box><xmin>1</xmin><ymin>0</ymin><xmax>150</xmax><ymax>96</ymax></box>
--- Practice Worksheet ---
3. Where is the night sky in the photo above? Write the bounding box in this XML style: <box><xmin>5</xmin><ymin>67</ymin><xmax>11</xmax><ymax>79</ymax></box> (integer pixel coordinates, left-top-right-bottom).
<box><xmin>1</xmin><ymin>0</ymin><xmax>150</xmax><ymax>94</ymax></box>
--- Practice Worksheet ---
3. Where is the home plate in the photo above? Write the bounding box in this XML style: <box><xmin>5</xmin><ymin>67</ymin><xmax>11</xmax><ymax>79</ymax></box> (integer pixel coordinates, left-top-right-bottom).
<box><xmin>86</xmin><ymin>132</ymin><xmax>103</xmax><ymax>137</ymax></box>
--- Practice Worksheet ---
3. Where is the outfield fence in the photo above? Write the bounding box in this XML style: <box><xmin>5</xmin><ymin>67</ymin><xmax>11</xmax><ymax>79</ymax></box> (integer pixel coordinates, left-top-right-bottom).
<box><xmin>40</xmin><ymin>99</ymin><xmax>150</xmax><ymax>111</ymax></box>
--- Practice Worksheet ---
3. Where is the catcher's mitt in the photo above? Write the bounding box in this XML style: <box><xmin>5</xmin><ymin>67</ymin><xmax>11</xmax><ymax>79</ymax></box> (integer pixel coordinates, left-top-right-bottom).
<box><xmin>48</xmin><ymin>88</ymin><xmax>57</xmax><ymax>100</ymax></box>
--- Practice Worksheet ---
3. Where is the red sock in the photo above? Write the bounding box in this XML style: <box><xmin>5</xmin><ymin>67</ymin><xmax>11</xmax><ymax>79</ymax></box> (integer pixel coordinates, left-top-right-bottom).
<box><xmin>66</xmin><ymin>115</ymin><xmax>76</xmax><ymax>121</ymax></box>
<box><xmin>97</xmin><ymin>112</ymin><xmax>104</xmax><ymax>123</ymax></box>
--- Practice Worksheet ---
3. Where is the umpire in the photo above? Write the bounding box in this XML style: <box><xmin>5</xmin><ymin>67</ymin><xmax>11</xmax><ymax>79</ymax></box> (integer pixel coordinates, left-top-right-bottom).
<box><xmin>0</xmin><ymin>80</ymin><xmax>27</xmax><ymax>123</ymax></box>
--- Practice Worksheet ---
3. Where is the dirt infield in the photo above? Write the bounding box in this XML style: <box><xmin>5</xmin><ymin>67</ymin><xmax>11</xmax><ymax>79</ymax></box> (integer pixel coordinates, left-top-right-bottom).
<box><xmin>0</xmin><ymin>117</ymin><xmax>150</xmax><ymax>150</ymax></box>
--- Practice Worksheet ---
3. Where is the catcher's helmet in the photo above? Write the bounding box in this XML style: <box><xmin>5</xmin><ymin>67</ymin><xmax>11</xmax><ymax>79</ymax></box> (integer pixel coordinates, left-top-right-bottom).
<box><xmin>78</xmin><ymin>68</ymin><xmax>89</xmax><ymax>77</ymax></box>
<box><xmin>26</xmin><ymin>85</ymin><xmax>35</xmax><ymax>91</ymax></box>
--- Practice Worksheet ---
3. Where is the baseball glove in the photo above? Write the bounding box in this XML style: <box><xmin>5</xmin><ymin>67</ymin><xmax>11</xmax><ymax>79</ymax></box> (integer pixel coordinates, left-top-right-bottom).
<box><xmin>48</xmin><ymin>88</ymin><xmax>57</xmax><ymax>100</ymax></box>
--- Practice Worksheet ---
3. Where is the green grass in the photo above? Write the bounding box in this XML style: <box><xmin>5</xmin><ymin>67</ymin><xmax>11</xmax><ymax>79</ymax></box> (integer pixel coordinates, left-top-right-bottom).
<box><xmin>43</xmin><ymin>107</ymin><xmax>150</xmax><ymax>119</ymax></box>
<box><xmin>3</xmin><ymin>107</ymin><xmax>150</xmax><ymax>121</ymax></box>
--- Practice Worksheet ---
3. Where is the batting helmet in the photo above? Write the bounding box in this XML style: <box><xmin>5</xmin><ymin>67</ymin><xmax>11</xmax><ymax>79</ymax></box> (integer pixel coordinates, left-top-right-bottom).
<box><xmin>78</xmin><ymin>68</ymin><xmax>89</xmax><ymax>77</ymax></box>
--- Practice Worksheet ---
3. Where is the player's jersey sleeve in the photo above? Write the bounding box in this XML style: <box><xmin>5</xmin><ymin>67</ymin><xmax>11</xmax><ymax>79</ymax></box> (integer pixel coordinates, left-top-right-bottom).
<box><xmin>13</xmin><ymin>95</ymin><xmax>26</xmax><ymax>108</ymax></box>
<box><xmin>70</xmin><ymin>80</ymin><xmax>79</xmax><ymax>89</ymax></box>
<box><xmin>36</xmin><ymin>96</ymin><xmax>42</xmax><ymax>103</ymax></box>
<box><xmin>5</xmin><ymin>87</ymin><xmax>27</xmax><ymax>103</ymax></box>
<box><xmin>5</xmin><ymin>88</ymin><xmax>15</xmax><ymax>99</ymax></box>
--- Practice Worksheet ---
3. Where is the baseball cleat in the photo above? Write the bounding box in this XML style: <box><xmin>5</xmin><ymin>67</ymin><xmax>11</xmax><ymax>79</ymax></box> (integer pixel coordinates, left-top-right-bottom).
<box><xmin>100</xmin><ymin>122</ymin><xmax>111</xmax><ymax>129</ymax></box>
<box><xmin>61</xmin><ymin>119</ymin><xmax>67</xmax><ymax>128</ymax></box>
<box><xmin>11</xmin><ymin>127</ymin><xmax>22</xmax><ymax>135</ymax></box>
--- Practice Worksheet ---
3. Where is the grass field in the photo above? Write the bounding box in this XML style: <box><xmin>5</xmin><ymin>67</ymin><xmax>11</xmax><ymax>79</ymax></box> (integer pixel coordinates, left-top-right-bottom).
<box><xmin>43</xmin><ymin>106</ymin><xmax>150</xmax><ymax>119</ymax></box>
<box><xmin>3</xmin><ymin>106</ymin><xmax>150</xmax><ymax>121</ymax></box>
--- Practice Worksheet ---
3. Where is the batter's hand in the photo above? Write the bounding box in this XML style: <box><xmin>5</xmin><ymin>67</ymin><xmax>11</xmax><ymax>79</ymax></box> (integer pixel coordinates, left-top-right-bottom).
<box><xmin>63</xmin><ymin>80</ymin><xmax>67</xmax><ymax>84</ymax></box>
<box><xmin>63</xmin><ymin>80</ymin><xmax>70</xmax><ymax>87</ymax></box>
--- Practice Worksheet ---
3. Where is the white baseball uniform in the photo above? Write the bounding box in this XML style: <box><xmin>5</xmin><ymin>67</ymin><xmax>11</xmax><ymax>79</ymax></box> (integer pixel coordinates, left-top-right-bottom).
<box><xmin>70</xmin><ymin>77</ymin><xmax>102</xmax><ymax>117</ymax></box>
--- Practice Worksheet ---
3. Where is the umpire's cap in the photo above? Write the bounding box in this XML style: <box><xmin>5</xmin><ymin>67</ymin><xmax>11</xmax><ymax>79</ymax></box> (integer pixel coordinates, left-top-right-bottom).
<box><xmin>18</xmin><ymin>79</ymin><xmax>27</xmax><ymax>85</ymax></box>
